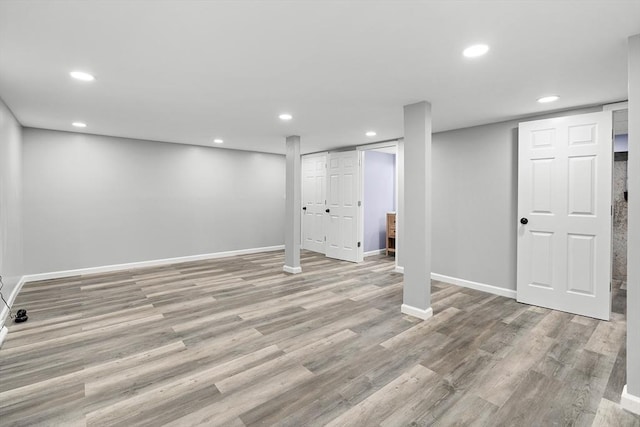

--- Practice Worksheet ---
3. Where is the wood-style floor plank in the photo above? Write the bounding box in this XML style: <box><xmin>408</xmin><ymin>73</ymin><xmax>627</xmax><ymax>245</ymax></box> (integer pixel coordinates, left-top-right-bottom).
<box><xmin>1</xmin><ymin>250</ymin><xmax>637</xmax><ymax>426</ymax></box>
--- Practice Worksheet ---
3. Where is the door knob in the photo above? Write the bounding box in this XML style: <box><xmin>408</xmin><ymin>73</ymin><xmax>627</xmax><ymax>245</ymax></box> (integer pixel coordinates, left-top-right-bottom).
<box><xmin>302</xmin><ymin>206</ymin><xmax>307</xmax><ymax>211</ymax></box>
<box><xmin>325</xmin><ymin>209</ymin><xmax>330</xmax><ymax>213</ymax></box>
<box><xmin>520</xmin><ymin>217</ymin><xmax>528</xmax><ymax>225</ymax></box>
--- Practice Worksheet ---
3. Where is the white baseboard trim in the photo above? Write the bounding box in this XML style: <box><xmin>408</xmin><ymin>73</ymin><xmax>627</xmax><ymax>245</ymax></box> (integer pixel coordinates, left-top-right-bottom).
<box><xmin>364</xmin><ymin>249</ymin><xmax>386</xmax><ymax>257</ymax></box>
<box><xmin>283</xmin><ymin>265</ymin><xmax>302</xmax><ymax>274</ymax></box>
<box><xmin>1</xmin><ymin>245</ymin><xmax>284</xmax><ymax>347</ymax></box>
<box><xmin>0</xmin><ymin>275</ymin><xmax>27</xmax><ymax>347</ymax></box>
<box><xmin>431</xmin><ymin>273</ymin><xmax>517</xmax><ymax>299</ymax></box>
<box><xmin>622</xmin><ymin>385</ymin><xmax>640</xmax><ymax>415</ymax></box>
<box><xmin>401</xmin><ymin>304</ymin><xmax>433</xmax><ymax>320</ymax></box>
<box><xmin>22</xmin><ymin>245</ymin><xmax>285</xmax><ymax>283</ymax></box>
<box><xmin>387</xmin><ymin>267</ymin><xmax>516</xmax><ymax>299</ymax></box>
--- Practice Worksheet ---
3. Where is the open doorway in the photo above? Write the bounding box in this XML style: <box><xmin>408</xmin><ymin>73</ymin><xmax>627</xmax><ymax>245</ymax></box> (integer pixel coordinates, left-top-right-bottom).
<box><xmin>301</xmin><ymin>142</ymin><xmax>398</xmax><ymax>264</ymax></box>
<box><xmin>612</xmin><ymin>107</ymin><xmax>629</xmax><ymax>314</ymax></box>
<box><xmin>360</xmin><ymin>144</ymin><xmax>397</xmax><ymax>257</ymax></box>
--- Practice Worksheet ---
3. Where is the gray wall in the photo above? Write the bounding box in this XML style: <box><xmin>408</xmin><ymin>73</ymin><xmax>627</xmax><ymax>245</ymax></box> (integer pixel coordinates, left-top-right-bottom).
<box><xmin>0</xmin><ymin>98</ymin><xmax>23</xmax><ymax>306</ymax></box>
<box><xmin>431</xmin><ymin>106</ymin><xmax>601</xmax><ymax>291</ymax></box>
<box><xmin>626</xmin><ymin>33</ymin><xmax>639</xmax><ymax>399</ymax></box>
<box><xmin>23</xmin><ymin>128</ymin><xmax>285</xmax><ymax>274</ymax></box>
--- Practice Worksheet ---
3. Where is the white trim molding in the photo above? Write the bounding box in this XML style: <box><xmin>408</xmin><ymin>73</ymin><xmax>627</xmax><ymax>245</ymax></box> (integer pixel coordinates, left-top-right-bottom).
<box><xmin>431</xmin><ymin>273</ymin><xmax>517</xmax><ymax>299</ymax></box>
<box><xmin>390</xmin><ymin>269</ymin><xmax>517</xmax><ymax>299</ymax></box>
<box><xmin>0</xmin><ymin>276</ymin><xmax>26</xmax><ymax>324</ymax></box>
<box><xmin>283</xmin><ymin>265</ymin><xmax>302</xmax><ymax>274</ymax></box>
<box><xmin>4</xmin><ymin>251</ymin><xmax>523</xmax><ymax>349</ymax></box>
<box><xmin>603</xmin><ymin>101</ymin><xmax>628</xmax><ymax>111</ymax></box>
<box><xmin>401</xmin><ymin>304</ymin><xmax>433</xmax><ymax>320</ymax></box>
<box><xmin>364</xmin><ymin>249</ymin><xmax>386</xmax><ymax>257</ymax></box>
<box><xmin>0</xmin><ymin>276</ymin><xmax>27</xmax><ymax>347</ymax></box>
<box><xmin>22</xmin><ymin>245</ymin><xmax>285</xmax><ymax>283</ymax></box>
<box><xmin>2</xmin><ymin>246</ymin><xmax>285</xmax><ymax>347</ymax></box>
<box><xmin>621</xmin><ymin>385</ymin><xmax>640</xmax><ymax>415</ymax></box>
<box><xmin>355</xmin><ymin>140</ymin><xmax>399</xmax><ymax>152</ymax></box>
<box><xmin>0</xmin><ymin>326</ymin><xmax>7</xmax><ymax>348</ymax></box>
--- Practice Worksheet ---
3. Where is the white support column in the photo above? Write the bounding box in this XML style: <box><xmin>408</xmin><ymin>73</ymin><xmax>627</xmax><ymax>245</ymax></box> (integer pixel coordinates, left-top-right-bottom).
<box><xmin>401</xmin><ymin>101</ymin><xmax>433</xmax><ymax>320</ymax></box>
<box><xmin>284</xmin><ymin>135</ymin><xmax>302</xmax><ymax>274</ymax></box>
<box><xmin>622</xmin><ymin>33</ymin><xmax>640</xmax><ymax>415</ymax></box>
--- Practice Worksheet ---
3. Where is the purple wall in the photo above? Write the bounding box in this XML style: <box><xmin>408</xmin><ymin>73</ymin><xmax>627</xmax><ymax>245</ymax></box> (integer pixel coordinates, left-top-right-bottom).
<box><xmin>364</xmin><ymin>150</ymin><xmax>396</xmax><ymax>252</ymax></box>
<box><xmin>614</xmin><ymin>134</ymin><xmax>628</xmax><ymax>152</ymax></box>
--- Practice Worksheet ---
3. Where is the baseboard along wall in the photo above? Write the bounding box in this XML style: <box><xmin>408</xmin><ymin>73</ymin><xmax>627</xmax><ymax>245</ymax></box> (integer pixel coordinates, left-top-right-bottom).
<box><xmin>1</xmin><ymin>247</ymin><xmax>519</xmax><ymax>347</ymax></box>
<box><xmin>23</xmin><ymin>245</ymin><xmax>285</xmax><ymax>282</ymax></box>
<box><xmin>392</xmin><ymin>267</ymin><xmax>516</xmax><ymax>300</ymax></box>
<box><xmin>430</xmin><ymin>273</ymin><xmax>517</xmax><ymax>299</ymax></box>
<box><xmin>0</xmin><ymin>276</ymin><xmax>27</xmax><ymax>347</ymax></box>
<box><xmin>621</xmin><ymin>385</ymin><xmax>640</xmax><ymax>415</ymax></box>
<box><xmin>364</xmin><ymin>249</ymin><xmax>387</xmax><ymax>257</ymax></box>
<box><xmin>0</xmin><ymin>245</ymin><xmax>284</xmax><ymax>347</ymax></box>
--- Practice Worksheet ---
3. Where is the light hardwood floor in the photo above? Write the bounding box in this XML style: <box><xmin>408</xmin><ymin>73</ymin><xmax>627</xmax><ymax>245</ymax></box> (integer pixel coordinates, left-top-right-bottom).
<box><xmin>1</xmin><ymin>250</ymin><xmax>638</xmax><ymax>426</ymax></box>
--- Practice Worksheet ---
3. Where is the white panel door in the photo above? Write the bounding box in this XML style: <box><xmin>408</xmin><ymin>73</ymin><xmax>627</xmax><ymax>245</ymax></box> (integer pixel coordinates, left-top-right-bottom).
<box><xmin>302</xmin><ymin>154</ymin><xmax>327</xmax><ymax>254</ymax></box>
<box><xmin>326</xmin><ymin>151</ymin><xmax>360</xmax><ymax>262</ymax></box>
<box><xmin>517</xmin><ymin>111</ymin><xmax>612</xmax><ymax>320</ymax></box>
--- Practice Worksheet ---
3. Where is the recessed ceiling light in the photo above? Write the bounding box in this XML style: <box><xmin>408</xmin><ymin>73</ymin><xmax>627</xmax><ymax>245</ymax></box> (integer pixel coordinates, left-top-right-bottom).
<box><xmin>279</xmin><ymin>113</ymin><xmax>293</xmax><ymax>121</ymax></box>
<box><xmin>366</xmin><ymin>131</ymin><xmax>377</xmax><ymax>137</ymax></box>
<box><xmin>72</xmin><ymin>122</ymin><xmax>87</xmax><ymax>128</ymax></box>
<box><xmin>537</xmin><ymin>95</ymin><xmax>560</xmax><ymax>104</ymax></box>
<box><xmin>463</xmin><ymin>44</ymin><xmax>490</xmax><ymax>58</ymax></box>
<box><xmin>213</xmin><ymin>139</ymin><xmax>224</xmax><ymax>144</ymax></box>
<box><xmin>70</xmin><ymin>71</ymin><xmax>95</xmax><ymax>81</ymax></box>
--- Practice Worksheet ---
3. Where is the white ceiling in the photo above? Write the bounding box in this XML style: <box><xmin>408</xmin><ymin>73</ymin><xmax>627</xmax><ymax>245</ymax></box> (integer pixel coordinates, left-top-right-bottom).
<box><xmin>1</xmin><ymin>1</ymin><xmax>638</xmax><ymax>155</ymax></box>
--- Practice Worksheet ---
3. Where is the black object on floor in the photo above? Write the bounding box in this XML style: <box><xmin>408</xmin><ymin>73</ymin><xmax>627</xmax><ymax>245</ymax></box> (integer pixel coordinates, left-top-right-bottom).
<box><xmin>14</xmin><ymin>309</ymin><xmax>28</xmax><ymax>323</ymax></box>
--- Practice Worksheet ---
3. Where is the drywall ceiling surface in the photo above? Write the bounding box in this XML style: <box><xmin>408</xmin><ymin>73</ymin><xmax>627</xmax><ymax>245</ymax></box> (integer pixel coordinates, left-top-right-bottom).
<box><xmin>1</xmin><ymin>1</ymin><xmax>639</xmax><ymax>154</ymax></box>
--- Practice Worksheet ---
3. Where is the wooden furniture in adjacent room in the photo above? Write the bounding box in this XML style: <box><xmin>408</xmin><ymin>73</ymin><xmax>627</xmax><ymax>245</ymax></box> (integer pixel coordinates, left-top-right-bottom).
<box><xmin>386</xmin><ymin>212</ymin><xmax>396</xmax><ymax>256</ymax></box>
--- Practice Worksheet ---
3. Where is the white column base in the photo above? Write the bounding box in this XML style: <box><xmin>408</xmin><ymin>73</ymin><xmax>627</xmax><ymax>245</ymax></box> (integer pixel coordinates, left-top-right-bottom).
<box><xmin>394</xmin><ymin>265</ymin><xmax>404</xmax><ymax>274</ymax></box>
<box><xmin>283</xmin><ymin>265</ymin><xmax>302</xmax><ymax>274</ymax></box>
<box><xmin>401</xmin><ymin>304</ymin><xmax>433</xmax><ymax>320</ymax></box>
<box><xmin>621</xmin><ymin>385</ymin><xmax>640</xmax><ymax>415</ymax></box>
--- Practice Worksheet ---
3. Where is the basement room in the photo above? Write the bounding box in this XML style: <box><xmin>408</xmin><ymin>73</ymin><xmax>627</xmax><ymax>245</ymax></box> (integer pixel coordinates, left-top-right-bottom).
<box><xmin>0</xmin><ymin>1</ymin><xmax>639</xmax><ymax>425</ymax></box>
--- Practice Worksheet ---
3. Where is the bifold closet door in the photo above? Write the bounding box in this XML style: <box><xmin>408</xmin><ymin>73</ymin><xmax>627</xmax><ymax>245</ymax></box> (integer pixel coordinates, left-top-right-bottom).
<box><xmin>325</xmin><ymin>151</ymin><xmax>360</xmax><ymax>262</ymax></box>
<box><xmin>302</xmin><ymin>154</ymin><xmax>327</xmax><ymax>254</ymax></box>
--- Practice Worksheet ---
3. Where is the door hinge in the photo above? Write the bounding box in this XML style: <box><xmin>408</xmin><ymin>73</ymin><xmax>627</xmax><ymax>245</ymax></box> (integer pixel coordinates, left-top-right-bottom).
<box><xmin>357</xmin><ymin>241</ymin><xmax>361</xmax><ymax>248</ymax></box>
<box><xmin>324</xmin><ymin>236</ymin><xmax>326</xmax><ymax>241</ymax></box>
<box><xmin>358</xmin><ymin>201</ymin><xmax>361</xmax><ymax>207</ymax></box>
<box><xmin>611</xmin><ymin>205</ymin><xmax>613</xmax><ymax>216</ymax></box>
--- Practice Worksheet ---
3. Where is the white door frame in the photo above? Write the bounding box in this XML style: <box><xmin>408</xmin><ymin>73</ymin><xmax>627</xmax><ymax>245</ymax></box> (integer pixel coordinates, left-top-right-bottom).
<box><xmin>356</xmin><ymin>141</ymin><xmax>399</xmax><ymax>262</ymax></box>
<box><xmin>302</xmin><ymin>141</ymin><xmax>400</xmax><ymax>264</ymax></box>
<box><xmin>603</xmin><ymin>101</ymin><xmax>628</xmax><ymax>113</ymax></box>
<box><xmin>603</xmin><ymin>101</ymin><xmax>628</xmax><ymax>312</ymax></box>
